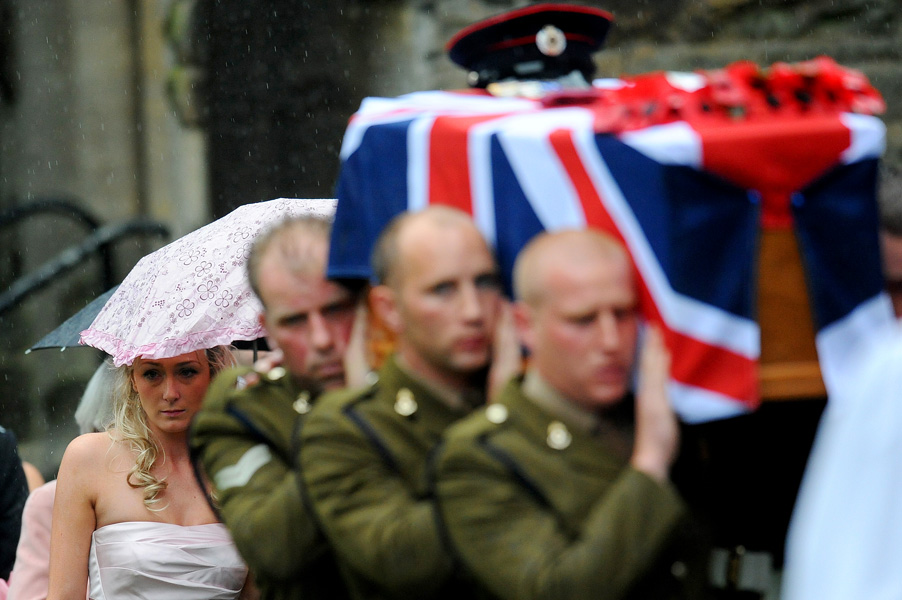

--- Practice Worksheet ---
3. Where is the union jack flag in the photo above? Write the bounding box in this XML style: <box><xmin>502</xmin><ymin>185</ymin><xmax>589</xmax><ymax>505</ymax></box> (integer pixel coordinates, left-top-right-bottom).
<box><xmin>328</xmin><ymin>59</ymin><xmax>894</xmax><ymax>423</ymax></box>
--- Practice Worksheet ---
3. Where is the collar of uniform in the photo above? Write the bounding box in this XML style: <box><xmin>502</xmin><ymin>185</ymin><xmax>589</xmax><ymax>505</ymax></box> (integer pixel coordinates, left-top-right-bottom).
<box><xmin>372</xmin><ymin>355</ymin><xmax>479</xmax><ymax>440</ymax></box>
<box><xmin>497</xmin><ymin>376</ymin><xmax>627</xmax><ymax>470</ymax></box>
<box><xmin>286</xmin><ymin>374</ymin><xmax>321</xmax><ymax>403</ymax></box>
<box><xmin>393</xmin><ymin>354</ymin><xmax>480</xmax><ymax>413</ymax></box>
<box><xmin>229</xmin><ymin>364</ymin><xmax>316</xmax><ymax>398</ymax></box>
<box><xmin>522</xmin><ymin>369</ymin><xmax>602</xmax><ymax>436</ymax></box>
<box><xmin>521</xmin><ymin>369</ymin><xmax>635</xmax><ymax>461</ymax></box>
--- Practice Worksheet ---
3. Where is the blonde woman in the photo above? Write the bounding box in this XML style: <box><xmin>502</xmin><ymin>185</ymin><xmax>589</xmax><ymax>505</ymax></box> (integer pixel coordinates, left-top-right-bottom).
<box><xmin>47</xmin><ymin>348</ymin><xmax>250</xmax><ymax>600</ymax></box>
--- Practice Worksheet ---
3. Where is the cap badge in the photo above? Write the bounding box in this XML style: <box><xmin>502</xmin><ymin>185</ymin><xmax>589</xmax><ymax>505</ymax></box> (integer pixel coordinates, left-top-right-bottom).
<box><xmin>536</xmin><ymin>25</ymin><xmax>566</xmax><ymax>57</ymax></box>
<box><xmin>547</xmin><ymin>421</ymin><xmax>572</xmax><ymax>450</ymax></box>
<box><xmin>394</xmin><ymin>388</ymin><xmax>418</xmax><ymax>417</ymax></box>
<box><xmin>293</xmin><ymin>391</ymin><xmax>311</xmax><ymax>414</ymax></box>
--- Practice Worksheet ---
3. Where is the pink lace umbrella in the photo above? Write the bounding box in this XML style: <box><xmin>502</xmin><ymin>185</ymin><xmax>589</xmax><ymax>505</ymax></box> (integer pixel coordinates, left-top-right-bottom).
<box><xmin>80</xmin><ymin>198</ymin><xmax>336</xmax><ymax>366</ymax></box>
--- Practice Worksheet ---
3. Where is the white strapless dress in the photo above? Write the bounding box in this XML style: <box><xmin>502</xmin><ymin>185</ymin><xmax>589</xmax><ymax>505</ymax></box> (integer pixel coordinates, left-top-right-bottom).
<box><xmin>88</xmin><ymin>521</ymin><xmax>247</xmax><ymax>600</ymax></box>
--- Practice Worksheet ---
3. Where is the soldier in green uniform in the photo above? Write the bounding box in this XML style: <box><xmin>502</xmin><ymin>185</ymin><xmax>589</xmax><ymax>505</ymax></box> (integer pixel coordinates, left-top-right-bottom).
<box><xmin>190</xmin><ymin>216</ymin><xmax>360</xmax><ymax>600</ymax></box>
<box><xmin>298</xmin><ymin>206</ymin><xmax>518</xmax><ymax>600</ymax></box>
<box><xmin>435</xmin><ymin>229</ymin><xmax>711</xmax><ymax>600</ymax></box>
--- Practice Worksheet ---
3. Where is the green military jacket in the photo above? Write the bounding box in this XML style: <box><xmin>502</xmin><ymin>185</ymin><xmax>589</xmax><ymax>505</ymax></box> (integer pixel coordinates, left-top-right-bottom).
<box><xmin>298</xmin><ymin>355</ymin><xmax>478</xmax><ymax>600</ymax></box>
<box><xmin>434</xmin><ymin>376</ymin><xmax>711</xmax><ymax>600</ymax></box>
<box><xmin>190</xmin><ymin>365</ymin><xmax>347</xmax><ymax>600</ymax></box>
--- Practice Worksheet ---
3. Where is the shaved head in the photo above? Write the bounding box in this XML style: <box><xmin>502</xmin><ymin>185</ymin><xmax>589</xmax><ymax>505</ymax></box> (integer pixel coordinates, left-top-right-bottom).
<box><xmin>372</xmin><ymin>206</ymin><xmax>488</xmax><ymax>289</ymax></box>
<box><xmin>248</xmin><ymin>216</ymin><xmax>331</xmax><ymax>306</ymax></box>
<box><xmin>513</xmin><ymin>229</ymin><xmax>631</xmax><ymax>308</ymax></box>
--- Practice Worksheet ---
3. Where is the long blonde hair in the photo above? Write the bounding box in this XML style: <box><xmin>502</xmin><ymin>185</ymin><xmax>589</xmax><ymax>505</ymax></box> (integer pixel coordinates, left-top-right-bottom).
<box><xmin>112</xmin><ymin>346</ymin><xmax>234</xmax><ymax>511</ymax></box>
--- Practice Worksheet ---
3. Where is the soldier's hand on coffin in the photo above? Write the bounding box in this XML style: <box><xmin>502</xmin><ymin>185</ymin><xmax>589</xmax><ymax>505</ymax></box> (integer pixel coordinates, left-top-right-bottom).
<box><xmin>487</xmin><ymin>299</ymin><xmax>522</xmax><ymax>403</ymax></box>
<box><xmin>630</xmin><ymin>325</ymin><xmax>678</xmax><ymax>484</ymax></box>
<box><xmin>344</xmin><ymin>293</ymin><xmax>373</xmax><ymax>388</ymax></box>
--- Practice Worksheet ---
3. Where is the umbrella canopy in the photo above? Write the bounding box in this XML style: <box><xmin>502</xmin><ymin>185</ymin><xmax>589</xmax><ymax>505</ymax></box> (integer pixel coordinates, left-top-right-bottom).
<box><xmin>27</xmin><ymin>286</ymin><xmax>119</xmax><ymax>352</ymax></box>
<box><xmin>80</xmin><ymin>198</ymin><xmax>336</xmax><ymax>366</ymax></box>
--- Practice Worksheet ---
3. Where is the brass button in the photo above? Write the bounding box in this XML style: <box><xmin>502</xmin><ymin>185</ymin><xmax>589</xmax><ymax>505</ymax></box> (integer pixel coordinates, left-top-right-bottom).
<box><xmin>293</xmin><ymin>391</ymin><xmax>311</xmax><ymax>414</ymax></box>
<box><xmin>485</xmin><ymin>404</ymin><xmax>508</xmax><ymax>424</ymax></box>
<box><xmin>266</xmin><ymin>366</ymin><xmax>287</xmax><ymax>381</ymax></box>
<box><xmin>394</xmin><ymin>388</ymin><xmax>417</xmax><ymax>417</ymax></box>
<box><xmin>546</xmin><ymin>421</ymin><xmax>572</xmax><ymax>450</ymax></box>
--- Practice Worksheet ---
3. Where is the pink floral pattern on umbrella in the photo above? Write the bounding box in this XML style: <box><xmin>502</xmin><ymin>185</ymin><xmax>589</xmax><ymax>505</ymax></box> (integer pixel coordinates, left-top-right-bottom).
<box><xmin>80</xmin><ymin>198</ymin><xmax>336</xmax><ymax>366</ymax></box>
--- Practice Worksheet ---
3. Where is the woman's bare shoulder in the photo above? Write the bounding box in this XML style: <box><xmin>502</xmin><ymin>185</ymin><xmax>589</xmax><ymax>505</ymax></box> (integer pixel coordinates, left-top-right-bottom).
<box><xmin>64</xmin><ymin>430</ymin><xmax>113</xmax><ymax>452</ymax></box>
<box><xmin>60</xmin><ymin>431</ymin><xmax>124</xmax><ymax>469</ymax></box>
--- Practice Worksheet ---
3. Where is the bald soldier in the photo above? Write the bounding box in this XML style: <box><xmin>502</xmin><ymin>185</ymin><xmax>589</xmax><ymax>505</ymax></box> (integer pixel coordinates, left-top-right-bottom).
<box><xmin>191</xmin><ymin>216</ymin><xmax>359</xmax><ymax>600</ymax></box>
<box><xmin>435</xmin><ymin>229</ymin><xmax>710</xmax><ymax>600</ymax></box>
<box><xmin>298</xmin><ymin>206</ymin><xmax>517</xmax><ymax>600</ymax></box>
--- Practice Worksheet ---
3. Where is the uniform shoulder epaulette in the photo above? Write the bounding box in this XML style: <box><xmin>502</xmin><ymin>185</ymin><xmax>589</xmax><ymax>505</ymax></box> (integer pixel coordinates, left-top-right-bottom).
<box><xmin>240</xmin><ymin>364</ymin><xmax>292</xmax><ymax>391</ymax></box>
<box><xmin>218</xmin><ymin>365</ymin><xmax>308</xmax><ymax>421</ymax></box>
<box><xmin>447</xmin><ymin>403</ymin><xmax>512</xmax><ymax>444</ymax></box>
<box><xmin>212</xmin><ymin>365</ymin><xmax>254</xmax><ymax>387</ymax></box>
<box><xmin>314</xmin><ymin>378</ymin><xmax>380</xmax><ymax>414</ymax></box>
<box><xmin>203</xmin><ymin>366</ymin><xmax>256</xmax><ymax>412</ymax></box>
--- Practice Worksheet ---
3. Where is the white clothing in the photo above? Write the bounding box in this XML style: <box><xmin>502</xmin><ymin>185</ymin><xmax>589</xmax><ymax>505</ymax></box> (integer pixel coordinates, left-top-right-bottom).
<box><xmin>782</xmin><ymin>323</ymin><xmax>902</xmax><ymax>600</ymax></box>
<box><xmin>88</xmin><ymin>521</ymin><xmax>246</xmax><ymax>600</ymax></box>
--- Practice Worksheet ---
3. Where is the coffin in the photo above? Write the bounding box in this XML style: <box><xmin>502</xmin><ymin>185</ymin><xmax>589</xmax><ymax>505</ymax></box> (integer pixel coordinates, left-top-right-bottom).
<box><xmin>328</xmin><ymin>57</ymin><xmax>893</xmax><ymax>423</ymax></box>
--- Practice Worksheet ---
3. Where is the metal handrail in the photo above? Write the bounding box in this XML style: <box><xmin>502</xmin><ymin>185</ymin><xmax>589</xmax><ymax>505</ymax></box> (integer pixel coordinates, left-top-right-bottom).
<box><xmin>0</xmin><ymin>198</ymin><xmax>102</xmax><ymax>230</ymax></box>
<box><xmin>0</xmin><ymin>219</ymin><xmax>169</xmax><ymax>315</ymax></box>
<box><xmin>0</xmin><ymin>198</ymin><xmax>114</xmax><ymax>288</ymax></box>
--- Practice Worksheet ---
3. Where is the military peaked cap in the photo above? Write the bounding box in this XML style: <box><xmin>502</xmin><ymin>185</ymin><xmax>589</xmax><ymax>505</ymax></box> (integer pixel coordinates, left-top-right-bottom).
<box><xmin>447</xmin><ymin>3</ymin><xmax>614</xmax><ymax>88</ymax></box>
